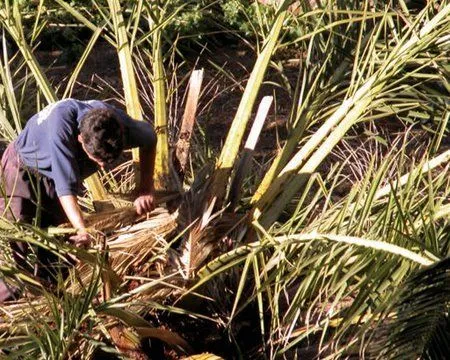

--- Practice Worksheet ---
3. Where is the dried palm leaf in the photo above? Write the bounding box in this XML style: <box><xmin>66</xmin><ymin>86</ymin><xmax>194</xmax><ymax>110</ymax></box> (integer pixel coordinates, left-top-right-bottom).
<box><xmin>109</xmin><ymin>325</ymin><xmax>149</xmax><ymax>360</ymax></box>
<box><xmin>178</xmin><ymin>212</ymin><xmax>242</xmax><ymax>280</ymax></box>
<box><xmin>108</xmin><ymin>209</ymin><xmax>178</xmax><ymax>276</ymax></box>
<box><xmin>65</xmin><ymin>208</ymin><xmax>178</xmax><ymax>295</ymax></box>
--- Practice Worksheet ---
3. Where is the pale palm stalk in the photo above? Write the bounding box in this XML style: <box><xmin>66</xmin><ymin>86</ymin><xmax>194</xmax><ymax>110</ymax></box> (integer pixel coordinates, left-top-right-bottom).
<box><xmin>373</xmin><ymin>149</ymin><xmax>450</xmax><ymax>200</ymax></box>
<box><xmin>55</xmin><ymin>0</ymin><xmax>187</xmax><ymax>191</ymax></box>
<box><xmin>271</xmin><ymin>232</ymin><xmax>436</xmax><ymax>266</ymax></box>
<box><xmin>255</xmin><ymin>79</ymin><xmax>381</xmax><ymax>225</ymax></box>
<box><xmin>0</xmin><ymin>2</ymin><xmax>107</xmax><ymax>199</ymax></box>
<box><xmin>250</xmin><ymin>66</ymin><xmax>328</xmax><ymax>205</ymax></box>
<box><xmin>54</xmin><ymin>0</ymin><xmax>104</xmax><ymax>35</ymax></box>
<box><xmin>57</xmin><ymin>0</ymin><xmax>145</xmax><ymax>198</ymax></box>
<box><xmin>107</xmin><ymin>0</ymin><xmax>143</xmax><ymax>122</ymax></box>
<box><xmin>0</xmin><ymin>4</ymin><xmax>56</xmax><ymax>103</ymax></box>
<box><xmin>251</xmin><ymin>27</ymin><xmax>376</xmax><ymax>205</ymax></box>
<box><xmin>60</xmin><ymin>0</ymin><xmax>146</xmax><ymax>198</ymax></box>
<box><xmin>63</xmin><ymin>27</ymin><xmax>103</xmax><ymax>99</ymax></box>
<box><xmin>107</xmin><ymin>0</ymin><xmax>143</xmax><ymax>158</ymax></box>
<box><xmin>0</xmin><ymin>36</ymin><xmax>21</xmax><ymax>140</ymax></box>
<box><xmin>70</xmin><ymin>27</ymin><xmax>108</xmax><ymax>200</ymax></box>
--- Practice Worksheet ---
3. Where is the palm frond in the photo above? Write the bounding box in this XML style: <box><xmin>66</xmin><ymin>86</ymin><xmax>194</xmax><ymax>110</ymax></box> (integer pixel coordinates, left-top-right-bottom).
<box><xmin>372</xmin><ymin>257</ymin><xmax>450</xmax><ymax>360</ymax></box>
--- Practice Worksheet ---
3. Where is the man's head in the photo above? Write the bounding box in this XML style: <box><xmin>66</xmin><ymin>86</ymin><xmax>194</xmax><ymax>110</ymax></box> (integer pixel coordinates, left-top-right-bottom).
<box><xmin>78</xmin><ymin>108</ymin><xmax>124</xmax><ymax>167</ymax></box>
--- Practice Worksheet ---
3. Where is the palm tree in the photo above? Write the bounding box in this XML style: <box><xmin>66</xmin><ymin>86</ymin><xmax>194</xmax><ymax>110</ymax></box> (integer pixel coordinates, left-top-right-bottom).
<box><xmin>0</xmin><ymin>0</ymin><xmax>449</xmax><ymax>358</ymax></box>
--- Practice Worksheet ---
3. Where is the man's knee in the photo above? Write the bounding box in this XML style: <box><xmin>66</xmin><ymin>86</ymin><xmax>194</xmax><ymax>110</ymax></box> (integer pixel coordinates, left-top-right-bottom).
<box><xmin>0</xmin><ymin>196</ymin><xmax>35</xmax><ymax>223</ymax></box>
<box><xmin>0</xmin><ymin>279</ymin><xmax>18</xmax><ymax>303</ymax></box>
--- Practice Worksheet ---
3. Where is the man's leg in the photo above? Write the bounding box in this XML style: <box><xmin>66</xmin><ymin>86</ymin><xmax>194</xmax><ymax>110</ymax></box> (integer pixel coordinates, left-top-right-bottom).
<box><xmin>0</xmin><ymin>143</ymin><xmax>71</xmax><ymax>301</ymax></box>
<box><xmin>0</xmin><ymin>143</ymin><xmax>36</xmax><ymax>301</ymax></box>
<box><xmin>0</xmin><ymin>280</ymin><xmax>18</xmax><ymax>302</ymax></box>
<box><xmin>0</xmin><ymin>191</ymin><xmax>67</xmax><ymax>296</ymax></box>
<box><xmin>34</xmin><ymin>176</ymin><xmax>69</xmax><ymax>284</ymax></box>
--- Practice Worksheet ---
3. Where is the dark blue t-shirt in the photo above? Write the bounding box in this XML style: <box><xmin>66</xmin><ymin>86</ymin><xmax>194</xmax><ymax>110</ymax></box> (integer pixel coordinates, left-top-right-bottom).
<box><xmin>14</xmin><ymin>99</ymin><xmax>156</xmax><ymax>197</ymax></box>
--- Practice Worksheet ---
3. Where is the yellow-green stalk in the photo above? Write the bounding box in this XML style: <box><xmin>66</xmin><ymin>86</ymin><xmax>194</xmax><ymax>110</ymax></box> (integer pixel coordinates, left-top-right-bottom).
<box><xmin>148</xmin><ymin>5</ymin><xmax>171</xmax><ymax>190</ymax></box>
<box><xmin>208</xmin><ymin>1</ymin><xmax>292</xmax><ymax>205</ymax></box>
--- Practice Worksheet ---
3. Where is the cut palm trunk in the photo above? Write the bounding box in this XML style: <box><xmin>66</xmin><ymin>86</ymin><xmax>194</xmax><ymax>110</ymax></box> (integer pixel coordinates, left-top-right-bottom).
<box><xmin>175</xmin><ymin>69</ymin><xmax>204</xmax><ymax>180</ymax></box>
<box><xmin>229</xmin><ymin>96</ymin><xmax>273</xmax><ymax>208</ymax></box>
<box><xmin>85</xmin><ymin>173</ymin><xmax>109</xmax><ymax>205</ymax></box>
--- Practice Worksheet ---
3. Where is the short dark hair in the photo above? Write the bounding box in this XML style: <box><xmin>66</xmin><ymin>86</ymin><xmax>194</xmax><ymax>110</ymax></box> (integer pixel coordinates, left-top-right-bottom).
<box><xmin>79</xmin><ymin>108</ymin><xmax>124</xmax><ymax>164</ymax></box>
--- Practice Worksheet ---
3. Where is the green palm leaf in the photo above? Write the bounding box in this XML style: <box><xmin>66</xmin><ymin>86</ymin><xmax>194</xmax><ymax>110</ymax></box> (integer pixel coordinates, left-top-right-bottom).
<box><xmin>373</xmin><ymin>257</ymin><xmax>450</xmax><ymax>359</ymax></box>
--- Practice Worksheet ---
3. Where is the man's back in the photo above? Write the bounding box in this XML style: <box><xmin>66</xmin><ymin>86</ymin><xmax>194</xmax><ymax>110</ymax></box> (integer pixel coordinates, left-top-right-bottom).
<box><xmin>14</xmin><ymin>99</ymin><xmax>156</xmax><ymax>197</ymax></box>
<box><xmin>15</xmin><ymin>99</ymin><xmax>110</xmax><ymax>196</ymax></box>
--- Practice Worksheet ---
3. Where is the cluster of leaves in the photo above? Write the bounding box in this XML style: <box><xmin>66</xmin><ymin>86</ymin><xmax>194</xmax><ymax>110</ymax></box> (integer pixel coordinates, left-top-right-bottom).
<box><xmin>15</xmin><ymin>0</ymin><xmax>278</xmax><ymax>48</ymax></box>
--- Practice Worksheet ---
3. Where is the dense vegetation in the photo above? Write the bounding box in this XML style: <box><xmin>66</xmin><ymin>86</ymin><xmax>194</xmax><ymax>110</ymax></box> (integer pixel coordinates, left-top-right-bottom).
<box><xmin>0</xmin><ymin>0</ymin><xmax>449</xmax><ymax>359</ymax></box>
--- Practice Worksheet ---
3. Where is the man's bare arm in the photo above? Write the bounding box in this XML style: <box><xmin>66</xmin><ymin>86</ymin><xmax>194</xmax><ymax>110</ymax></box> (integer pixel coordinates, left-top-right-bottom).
<box><xmin>139</xmin><ymin>145</ymin><xmax>156</xmax><ymax>193</ymax></box>
<box><xmin>134</xmin><ymin>145</ymin><xmax>156</xmax><ymax>215</ymax></box>
<box><xmin>59</xmin><ymin>195</ymin><xmax>91</xmax><ymax>246</ymax></box>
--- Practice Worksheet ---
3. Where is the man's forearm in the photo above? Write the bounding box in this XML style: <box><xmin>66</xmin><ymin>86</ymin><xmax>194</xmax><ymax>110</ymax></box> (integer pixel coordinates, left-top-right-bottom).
<box><xmin>139</xmin><ymin>146</ymin><xmax>156</xmax><ymax>193</ymax></box>
<box><xmin>59</xmin><ymin>195</ymin><xmax>86</xmax><ymax>230</ymax></box>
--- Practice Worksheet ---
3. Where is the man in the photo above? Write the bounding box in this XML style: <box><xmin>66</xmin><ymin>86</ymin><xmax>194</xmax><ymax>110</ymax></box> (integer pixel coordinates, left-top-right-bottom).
<box><xmin>0</xmin><ymin>99</ymin><xmax>157</xmax><ymax>301</ymax></box>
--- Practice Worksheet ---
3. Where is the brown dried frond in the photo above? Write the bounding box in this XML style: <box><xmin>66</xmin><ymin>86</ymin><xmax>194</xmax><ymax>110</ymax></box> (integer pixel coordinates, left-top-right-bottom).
<box><xmin>65</xmin><ymin>208</ymin><xmax>178</xmax><ymax>294</ymax></box>
<box><xmin>109</xmin><ymin>325</ymin><xmax>149</xmax><ymax>360</ymax></box>
<box><xmin>0</xmin><ymin>297</ymin><xmax>49</xmax><ymax>327</ymax></box>
<box><xmin>108</xmin><ymin>209</ymin><xmax>178</xmax><ymax>276</ymax></box>
<box><xmin>178</xmin><ymin>212</ymin><xmax>242</xmax><ymax>280</ymax></box>
<box><xmin>85</xmin><ymin>206</ymin><xmax>140</xmax><ymax>232</ymax></box>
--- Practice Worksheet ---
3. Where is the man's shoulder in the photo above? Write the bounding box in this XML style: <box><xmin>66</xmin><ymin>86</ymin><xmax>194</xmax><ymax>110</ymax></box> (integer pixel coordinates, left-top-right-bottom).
<box><xmin>34</xmin><ymin>99</ymin><xmax>77</xmax><ymax>125</ymax></box>
<box><xmin>37</xmin><ymin>99</ymin><xmax>109</xmax><ymax>124</ymax></box>
<box><xmin>81</xmin><ymin>99</ymin><xmax>109</xmax><ymax>109</ymax></box>
<box><xmin>47</xmin><ymin>98</ymin><xmax>108</xmax><ymax>113</ymax></box>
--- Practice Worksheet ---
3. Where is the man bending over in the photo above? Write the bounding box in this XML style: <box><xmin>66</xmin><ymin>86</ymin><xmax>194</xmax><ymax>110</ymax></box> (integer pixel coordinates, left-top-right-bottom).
<box><xmin>0</xmin><ymin>99</ymin><xmax>157</xmax><ymax>301</ymax></box>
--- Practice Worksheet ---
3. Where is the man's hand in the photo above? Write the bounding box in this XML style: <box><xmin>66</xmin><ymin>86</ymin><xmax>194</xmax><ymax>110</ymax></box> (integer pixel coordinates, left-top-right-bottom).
<box><xmin>59</xmin><ymin>195</ymin><xmax>92</xmax><ymax>247</ymax></box>
<box><xmin>69</xmin><ymin>230</ymin><xmax>92</xmax><ymax>248</ymax></box>
<box><xmin>134</xmin><ymin>193</ymin><xmax>155</xmax><ymax>215</ymax></box>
